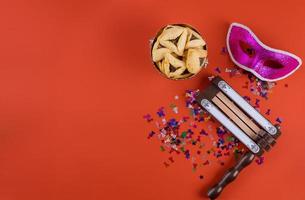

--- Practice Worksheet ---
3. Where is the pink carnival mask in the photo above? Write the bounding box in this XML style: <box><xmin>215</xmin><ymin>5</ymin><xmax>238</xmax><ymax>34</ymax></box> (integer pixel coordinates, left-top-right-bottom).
<box><xmin>227</xmin><ymin>23</ymin><xmax>302</xmax><ymax>81</ymax></box>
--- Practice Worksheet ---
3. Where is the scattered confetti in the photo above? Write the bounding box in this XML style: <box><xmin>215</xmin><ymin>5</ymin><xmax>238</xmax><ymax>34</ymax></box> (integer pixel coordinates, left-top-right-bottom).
<box><xmin>143</xmin><ymin>89</ymin><xmax>246</xmax><ymax>181</ymax></box>
<box><xmin>144</xmin><ymin>47</ymin><xmax>287</xmax><ymax>181</ymax></box>
<box><xmin>245</xmin><ymin>73</ymin><xmax>276</xmax><ymax>99</ymax></box>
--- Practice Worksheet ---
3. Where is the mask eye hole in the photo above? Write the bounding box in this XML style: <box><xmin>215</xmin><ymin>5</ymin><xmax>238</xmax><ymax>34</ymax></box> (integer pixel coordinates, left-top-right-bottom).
<box><xmin>239</xmin><ymin>41</ymin><xmax>255</xmax><ymax>57</ymax></box>
<box><xmin>263</xmin><ymin>60</ymin><xmax>284</xmax><ymax>69</ymax></box>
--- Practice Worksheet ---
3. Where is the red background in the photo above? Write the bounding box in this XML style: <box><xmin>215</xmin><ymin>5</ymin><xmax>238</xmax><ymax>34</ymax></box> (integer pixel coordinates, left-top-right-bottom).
<box><xmin>0</xmin><ymin>0</ymin><xmax>305</xmax><ymax>199</ymax></box>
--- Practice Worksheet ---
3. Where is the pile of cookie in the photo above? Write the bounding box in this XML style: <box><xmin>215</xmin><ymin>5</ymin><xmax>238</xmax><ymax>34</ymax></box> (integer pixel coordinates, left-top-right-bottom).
<box><xmin>151</xmin><ymin>24</ymin><xmax>208</xmax><ymax>80</ymax></box>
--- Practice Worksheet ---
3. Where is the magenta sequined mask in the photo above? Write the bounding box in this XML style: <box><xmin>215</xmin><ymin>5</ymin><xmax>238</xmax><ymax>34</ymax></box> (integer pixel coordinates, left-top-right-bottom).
<box><xmin>227</xmin><ymin>23</ymin><xmax>302</xmax><ymax>81</ymax></box>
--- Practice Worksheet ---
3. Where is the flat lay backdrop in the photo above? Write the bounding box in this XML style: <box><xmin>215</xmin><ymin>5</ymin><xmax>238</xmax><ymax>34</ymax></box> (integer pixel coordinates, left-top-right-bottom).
<box><xmin>0</xmin><ymin>0</ymin><xmax>305</xmax><ymax>199</ymax></box>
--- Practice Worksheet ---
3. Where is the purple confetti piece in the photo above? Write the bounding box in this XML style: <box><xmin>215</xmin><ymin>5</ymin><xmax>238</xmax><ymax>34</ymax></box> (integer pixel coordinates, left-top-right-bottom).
<box><xmin>265</xmin><ymin>109</ymin><xmax>271</xmax><ymax>115</ymax></box>
<box><xmin>184</xmin><ymin>150</ymin><xmax>190</xmax><ymax>160</ymax></box>
<box><xmin>215</xmin><ymin>67</ymin><xmax>221</xmax><ymax>73</ymax></box>
<box><xmin>143</xmin><ymin>114</ymin><xmax>153</xmax><ymax>122</ymax></box>
<box><xmin>221</xmin><ymin>47</ymin><xmax>228</xmax><ymax>55</ymax></box>
<box><xmin>200</xmin><ymin>129</ymin><xmax>208</xmax><ymax>136</ymax></box>
<box><xmin>147</xmin><ymin>131</ymin><xmax>155</xmax><ymax>139</ymax></box>
<box><xmin>168</xmin><ymin>118</ymin><xmax>179</xmax><ymax>127</ymax></box>
<box><xmin>157</xmin><ymin>107</ymin><xmax>165</xmax><ymax>117</ymax></box>
<box><xmin>276</xmin><ymin>117</ymin><xmax>283</xmax><ymax>124</ymax></box>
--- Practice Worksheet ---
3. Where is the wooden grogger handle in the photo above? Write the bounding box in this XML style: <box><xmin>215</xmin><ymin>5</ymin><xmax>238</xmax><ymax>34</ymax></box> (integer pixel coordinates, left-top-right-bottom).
<box><xmin>207</xmin><ymin>151</ymin><xmax>255</xmax><ymax>199</ymax></box>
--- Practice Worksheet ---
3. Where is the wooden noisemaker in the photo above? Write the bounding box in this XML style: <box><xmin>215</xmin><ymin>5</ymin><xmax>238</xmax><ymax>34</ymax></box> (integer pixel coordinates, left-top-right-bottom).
<box><xmin>195</xmin><ymin>76</ymin><xmax>281</xmax><ymax>199</ymax></box>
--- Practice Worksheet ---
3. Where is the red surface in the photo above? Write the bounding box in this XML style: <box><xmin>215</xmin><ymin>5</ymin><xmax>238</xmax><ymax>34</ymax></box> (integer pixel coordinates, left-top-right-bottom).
<box><xmin>0</xmin><ymin>0</ymin><xmax>305</xmax><ymax>199</ymax></box>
